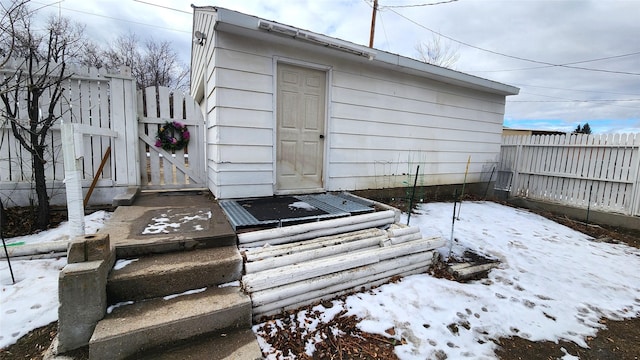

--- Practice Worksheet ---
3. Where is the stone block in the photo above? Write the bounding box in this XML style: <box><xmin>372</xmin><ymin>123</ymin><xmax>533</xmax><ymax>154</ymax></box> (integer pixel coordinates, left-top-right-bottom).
<box><xmin>67</xmin><ymin>233</ymin><xmax>111</xmax><ymax>263</ymax></box>
<box><xmin>56</xmin><ymin>235</ymin><xmax>115</xmax><ymax>354</ymax></box>
<box><xmin>112</xmin><ymin>187</ymin><xmax>140</xmax><ymax>206</ymax></box>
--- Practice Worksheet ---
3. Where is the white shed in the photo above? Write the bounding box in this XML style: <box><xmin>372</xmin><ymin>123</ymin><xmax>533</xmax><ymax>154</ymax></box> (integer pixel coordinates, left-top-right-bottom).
<box><xmin>190</xmin><ymin>6</ymin><xmax>519</xmax><ymax>199</ymax></box>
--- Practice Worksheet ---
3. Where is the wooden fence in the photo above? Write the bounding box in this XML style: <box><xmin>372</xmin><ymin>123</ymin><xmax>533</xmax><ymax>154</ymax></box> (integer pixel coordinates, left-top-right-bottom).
<box><xmin>498</xmin><ymin>133</ymin><xmax>640</xmax><ymax>216</ymax></box>
<box><xmin>0</xmin><ymin>62</ymin><xmax>138</xmax><ymax>207</ymax></box>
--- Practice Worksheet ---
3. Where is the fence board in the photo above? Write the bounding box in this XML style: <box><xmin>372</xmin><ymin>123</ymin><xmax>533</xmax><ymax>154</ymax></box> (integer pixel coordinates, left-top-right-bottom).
<box><xmin>137</xmin><ymin>86</ymin><xmax>205</xmax><ymax>189</ymax></box>
<box><xmin>0</xmin><ymin>64</ymin><xmax>136</xmax><ymax>206</ymax></box>
<box><xmin>499</xmin><ymin>133</ymin><xmax>640</xmax><ymax>216</ymax></box>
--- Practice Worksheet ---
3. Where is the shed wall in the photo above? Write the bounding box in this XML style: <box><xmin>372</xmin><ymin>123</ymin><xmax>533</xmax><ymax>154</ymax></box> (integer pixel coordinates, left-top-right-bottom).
<box><xmin>195</xmin><ymin>20</ymin><xmax>507</xmax><ymax>199</ymax></box>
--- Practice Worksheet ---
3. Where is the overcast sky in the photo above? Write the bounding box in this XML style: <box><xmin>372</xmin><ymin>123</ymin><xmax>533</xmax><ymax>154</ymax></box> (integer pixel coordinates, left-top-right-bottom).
<box><xmin>28</xmin><ymin>0</ymin><xmax>640</xmax><ymax>134</ymax></box>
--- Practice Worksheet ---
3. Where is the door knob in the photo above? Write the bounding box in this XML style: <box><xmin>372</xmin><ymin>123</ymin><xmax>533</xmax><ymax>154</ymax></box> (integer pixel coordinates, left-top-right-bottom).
<box><xmin>319</xmin><ymin>134</ymin><xmax>325</xmax><ymax>139</ymax></box>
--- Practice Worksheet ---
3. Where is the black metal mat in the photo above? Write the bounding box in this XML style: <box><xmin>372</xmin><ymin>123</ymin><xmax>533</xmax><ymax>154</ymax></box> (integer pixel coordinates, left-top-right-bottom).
<box><xmin>219</xmin><ymin>193</ymin><xmax>375</xmax><ymax>230</ymax></box>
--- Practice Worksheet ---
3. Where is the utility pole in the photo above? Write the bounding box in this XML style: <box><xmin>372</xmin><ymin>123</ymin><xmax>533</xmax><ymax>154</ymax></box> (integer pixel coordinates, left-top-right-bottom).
<box><xmin>369</xmin><ymin>0</ymin><xmax>378</xmax><ymax>48</ymax></box>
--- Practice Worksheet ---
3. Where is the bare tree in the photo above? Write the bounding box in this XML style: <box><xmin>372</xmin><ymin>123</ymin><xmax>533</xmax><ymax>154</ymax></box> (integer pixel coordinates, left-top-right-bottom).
<box><xmin>0</xmin><ymin>3</ymin><xmax>84</xmax><ymax>229</ymax></box>
<box><xmin>0</xmin><ymin>0</ymin><xmax>28</xmax><ymax>68</ymax></box>
<box><xmin>102</xmin><ymin>32</ymin><xmax>189</xmax><ymax>90</ymax></box>
<box><xmin>415</xmin><ymin>34</ymin><xmax>460</xmax><ymax>69</ymax></box>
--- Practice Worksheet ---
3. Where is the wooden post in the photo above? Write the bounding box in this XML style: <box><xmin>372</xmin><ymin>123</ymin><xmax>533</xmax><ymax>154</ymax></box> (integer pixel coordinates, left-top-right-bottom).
<box><xmin>84</xmin><ymin>146</ymin><xmax>111</xmax><ymax>207</ymax></box>
<box><xmin>368</xmin><ymin>0</ymin><xmax>378</xmax><ymax>48</ymax></box>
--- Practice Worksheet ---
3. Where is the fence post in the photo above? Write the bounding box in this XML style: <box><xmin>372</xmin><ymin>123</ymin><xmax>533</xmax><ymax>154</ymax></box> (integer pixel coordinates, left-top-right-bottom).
<box><xmin>109</xmin><ymin>67</ymin><xmax>140</xmax><ymax>187</ymax></box>
<box><xmin>61</xmin><ymin>122</ymin><xmax>85</xmax><ymax>236</ymax></box>
<box><xmin>630</xmin><ymin>133</ymin><xmax>640</xmax><ymax>216</ymax></box>
<box><xmin>511</xmin><ymin>136</ymin><xmax>523</xmax><ymax>196</ymax></box>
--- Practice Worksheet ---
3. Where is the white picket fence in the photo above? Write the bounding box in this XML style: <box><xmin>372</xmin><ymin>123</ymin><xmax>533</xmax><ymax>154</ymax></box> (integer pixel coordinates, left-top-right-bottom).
<box><xmin>0</xmin><ymin>61</ymin><xmax>204</xmax><ymax>207</ymax></box>
<box><xmin>498</xmin><ymin>133</ymin><xmax>640</xmax><ymax>216</ymax></box>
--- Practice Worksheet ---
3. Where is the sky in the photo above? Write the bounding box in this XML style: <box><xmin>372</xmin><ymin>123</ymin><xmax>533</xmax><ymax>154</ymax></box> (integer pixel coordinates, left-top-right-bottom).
<box><xmin>22</xmin><ymin>0</ymin><xmax>640</xmax><ymax>134</ymax></box>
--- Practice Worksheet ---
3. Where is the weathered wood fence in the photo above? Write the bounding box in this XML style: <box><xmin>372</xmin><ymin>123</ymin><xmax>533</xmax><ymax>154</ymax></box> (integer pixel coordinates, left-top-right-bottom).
<box><xmin>0</xmin><ymin>62</ymin><xmax>139</xmax><ymax>207</ymax></box>
<box><xmin>1</xmin><ymin>60</ymin><xmax>204</xmax><ymax>207</ymax></box>
<box><xmin>498</xmin><ymin>133</ymin><xmax>640</xmax><ymax>216</ymax></box>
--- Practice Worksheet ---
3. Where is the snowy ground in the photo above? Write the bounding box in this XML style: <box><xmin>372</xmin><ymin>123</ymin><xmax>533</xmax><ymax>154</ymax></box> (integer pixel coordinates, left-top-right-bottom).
<box><xmin>0</xmin><ymin>211</ymin><xmax>111</xmax><ymax>349</ymax></box>
<box><xmin>1</xmin><ymin>202</ymin><xmax>639</xmax><ymax>359</ymax></box>
<box><xmin>254</xmin><ymin>202</ymin><xmax>640</xmax><ymax>359</ymax></box>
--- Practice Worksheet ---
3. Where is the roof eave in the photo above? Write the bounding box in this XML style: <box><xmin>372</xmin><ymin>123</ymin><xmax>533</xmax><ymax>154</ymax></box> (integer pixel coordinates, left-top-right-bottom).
<box><xmin>195</xmin><ymin>6</ymin><xmax>520</xmax><ymax>96</ymax></box>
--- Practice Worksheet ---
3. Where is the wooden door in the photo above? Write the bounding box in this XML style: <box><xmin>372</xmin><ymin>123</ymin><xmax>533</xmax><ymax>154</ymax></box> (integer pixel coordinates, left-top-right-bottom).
<box><xmin>276</xmin><ymin>63</ymin><xmax>326</xmax><ymax>192</ymax></box>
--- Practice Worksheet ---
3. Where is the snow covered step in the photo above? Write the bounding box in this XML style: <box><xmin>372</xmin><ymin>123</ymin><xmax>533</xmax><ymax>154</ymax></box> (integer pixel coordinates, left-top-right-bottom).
<box><xmin>89</xmin><ymin>286</ymin><xmax>251</xmax><ymax>360</ymax></box>
<box><xmin>107</xmin><ymin>246</ymin><xmax>242</xmax><ymax>303</ymax></box>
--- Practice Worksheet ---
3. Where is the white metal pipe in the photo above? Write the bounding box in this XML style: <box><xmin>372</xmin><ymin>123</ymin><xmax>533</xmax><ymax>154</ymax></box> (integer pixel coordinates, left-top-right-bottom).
<box><xmin>253</xmin><ymin>260</ymin><xmax>433</xmax><ymax>318</ymax></box>
<box><xmin>0</xmin><ymin>241</ymin><xmax>69</xmax><ymax>258</ymax></box>
<box><xmin>242</xmin><ymin>239</ymin><xmax>434</xmax><ymax>292</ymax></box>
<box><xmin>387</xmin><ymin>226</ymin><xmax>420</xmax><ymax>238</ymax></box>
<box><xmin>387</xmin><ymin>232</ymin><xmax>423</xmax><ymax>245</ymax></box>
<box><xmin>239</xmin><ymin>217</ymin><xmax>395</xmax><ymax>248</ymax></box>
<box><xmin>243</xmin><ymin>228</ymin><xmax>385</xmax><ymax>261</ymax></box>
<box><xmin>250</xmin><ymin>251</ymin><xmax>435</xmax><ymax>307</ymax></box>
<box><xmin>238</xmin><ymin>210</ymin><xmax>395</xmax><ymax>244</ymax></box>
<box><xmin>245</xmin><ymin>235</ymin><xmax>387</xmax><ymax>274</ymax></box>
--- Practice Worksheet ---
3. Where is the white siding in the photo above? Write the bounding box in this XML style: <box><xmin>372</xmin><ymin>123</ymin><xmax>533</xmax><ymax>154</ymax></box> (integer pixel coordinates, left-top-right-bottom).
<box><xmin>196</xmin><ymin>10</ymin><xmax>509</xmax><ymax>198</ymax></box>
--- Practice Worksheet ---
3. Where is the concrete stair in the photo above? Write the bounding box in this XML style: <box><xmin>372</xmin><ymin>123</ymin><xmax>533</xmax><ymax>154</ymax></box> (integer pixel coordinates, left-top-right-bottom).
<box><xmin>89</xmin><ymin>287</ymin><xmax>251</xmax><ymax>360</ymax></box>
<box><xmin>88</xmin><ymin>244</ymin><xmax>261</xmax><ymax>360</ymax></box>
<box><xmin>134</xmin><ymin>328</ymin><xmax>262</xmax><ymax>360</ymax></box>
<box><xmin>107</xmin><ymin>246</ymin><xmax>242</xmax><ymax>302</ymax></box>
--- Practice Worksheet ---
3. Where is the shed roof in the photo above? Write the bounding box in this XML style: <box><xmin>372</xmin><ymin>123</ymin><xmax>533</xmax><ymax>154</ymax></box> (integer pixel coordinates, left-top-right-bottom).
<box><xmin>192</xmin><ymin>6</ymin><xmax>520</xmax><ymax>96</ymax></box>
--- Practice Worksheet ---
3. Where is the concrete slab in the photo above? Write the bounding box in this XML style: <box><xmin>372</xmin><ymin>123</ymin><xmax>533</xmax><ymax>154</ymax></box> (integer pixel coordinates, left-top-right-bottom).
<box><xmin>99</xmin><ymin>191</ymin><xmax>236</xmax><ymax>257</ymax></box>
<box><xmin>89</xmin><ymin>286</ymin><xmax>251</xmax><ymax>360</ymax></box>
<box><xmin>107</xmin><ymin>246</ymin><xmax>242</xmax><ymax>302</ymax></box>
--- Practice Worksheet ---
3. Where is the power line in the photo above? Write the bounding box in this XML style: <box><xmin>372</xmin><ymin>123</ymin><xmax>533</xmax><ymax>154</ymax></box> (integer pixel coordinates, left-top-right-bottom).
<box><xmin>467</xmin><ymin>51</ymin><xmax>640</xmax><ymax>73</ymax></box>
<box><xmin>132</xmin><ymin>0</ymin><xmax>191</xmax><ymax>15</ymax></box>
<box><xmin>30</xmin><ymin>1</ymin><xmax>191</xmax><ymax>34</ymax></box>
<box><xmin>387</xmin><ymin>7</ymin><xmax>640</xmax><ymax>76</ymax></box>
<box><xmin>382</xmin><ymin>0</ymin><xmax>459</xmax><ymax>8</ymax></box>
<box><xmin>512</xmin><ymin>91</ymin><xmax>640</xmax><ymax>109</ymax></box>
<box><xmin>514</xmin><ymin>83</ymin><xmax>640</xmax><ymax>97</ymax></box>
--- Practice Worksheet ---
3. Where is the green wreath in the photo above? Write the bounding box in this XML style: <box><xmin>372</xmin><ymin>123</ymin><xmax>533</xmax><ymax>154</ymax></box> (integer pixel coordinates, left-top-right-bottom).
<box><xmin>155</xmin><ymin>121</ymin><xmax>190</xmax><ymax>151</ymax></box>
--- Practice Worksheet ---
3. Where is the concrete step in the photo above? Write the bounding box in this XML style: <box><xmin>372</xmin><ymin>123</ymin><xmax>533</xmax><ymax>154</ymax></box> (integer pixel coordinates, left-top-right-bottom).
<box><xmin>134</xmin><ymin>328</ymin><xmax>263</xmax><ymax>360</ymax></box>
<box><xmin>89</xmin><ymin>286</ymin><xmax>251</xmax><ymax>360</ymax></box>
<box><xmin>107</xmin><ymin>246</ymin><xmax>242</xmax><ymax>303</ymax></box>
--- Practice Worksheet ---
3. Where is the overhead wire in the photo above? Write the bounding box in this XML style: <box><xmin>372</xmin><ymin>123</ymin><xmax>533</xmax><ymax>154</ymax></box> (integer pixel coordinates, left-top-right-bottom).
<box><xmin>30</xmin><ymin>0</ymin><xmax>191</xmax><ymax>34</ymax></box>
<box><xmin>513</xmin><ymin>83</ymin><xmax>640</xmax><ymax>97</ymax></box>
<box><xmin>386</xmin><ymin>7</ymin><xmax>640</xmax><ymax>76</ymax></box>
<box><xmin>378</xmin><ymin>4</ymin><xmax>392</xmax><ymax>51</ymax></box>
<box><xmin>382</xmin><ymin>0</ymin><xmax>459</xmax><ymax>8</ymax></box>
<box><xmin>468</xmin><ymin>51</ymin><xmax>640</xmax><ymax>73</ymax></box>
<box><xmin>132</xmin><ymin>0</ymin><xmax>191</xmax><ymax>15</ymax></box>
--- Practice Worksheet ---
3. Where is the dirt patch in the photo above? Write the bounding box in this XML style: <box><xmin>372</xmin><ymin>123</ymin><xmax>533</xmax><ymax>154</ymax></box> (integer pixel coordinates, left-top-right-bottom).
<box><xmin>255</xmin><ymin>301</ymin><xmax>401</xmax><ymax>360</ymax></box>
<box><xmin>0</xmin><ymin>322</ymin><xmax>56</xmax><ymax>360</ymax></box>
<box><xmin>495</xmin><ymin>317</ymin><xmax>640</xmax><ymax>360</ymax></box>
<box><xmin>1</xmin><ymin>207</ymin><xmax>67</xmax><ymax>238</ymax></box>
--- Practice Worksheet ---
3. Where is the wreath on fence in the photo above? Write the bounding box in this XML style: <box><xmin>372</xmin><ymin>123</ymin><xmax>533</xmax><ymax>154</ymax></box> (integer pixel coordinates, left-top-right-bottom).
<box><xmin>155</xmin><ymin>121</ymin><xmax>190</xmax><ymax>151</ymax></box>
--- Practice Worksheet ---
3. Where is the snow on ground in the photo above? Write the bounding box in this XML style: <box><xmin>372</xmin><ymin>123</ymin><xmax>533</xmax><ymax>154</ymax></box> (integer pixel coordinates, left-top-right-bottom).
<box><xmin>288</xmin><ymin>201</ymin><xmax>317</xmax><ymax>211</ymax></box>
<box><xmin>255</xmin><ymin>202</ymin><xmax>640</xmax><ymax>359</ymax></box>
<box><xmin>141</xmin><ymin>209</ymin><xmax>212</xmax><ymax>234</ymax></box>
<box><xmin>0</xmin><ymin>211</ymin><xmax>111</xmax><ymax>349</ymax></box>
<box><xmin>2</xmin><ymin>203</ymin><xmax>640</xmax><ymax>358</ymax></box>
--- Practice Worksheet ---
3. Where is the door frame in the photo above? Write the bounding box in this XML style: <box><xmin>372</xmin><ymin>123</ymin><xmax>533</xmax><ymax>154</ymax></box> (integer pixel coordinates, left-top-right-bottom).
<box><xmin>272</xmin><ymin>56</ymin><xmax>332</xmax><ymax>195</ymax></box>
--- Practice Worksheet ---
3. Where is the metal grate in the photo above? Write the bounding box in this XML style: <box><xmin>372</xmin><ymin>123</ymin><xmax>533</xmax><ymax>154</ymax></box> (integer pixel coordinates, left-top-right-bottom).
<box><xmin>220</xmin><ymin>193</ymin><xmax>375</xmax><ymax>230</ymax></box>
